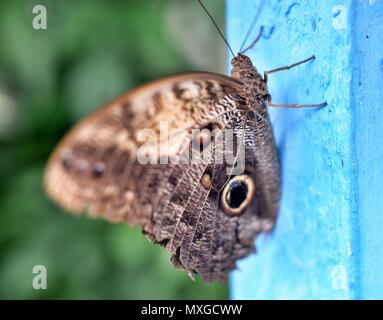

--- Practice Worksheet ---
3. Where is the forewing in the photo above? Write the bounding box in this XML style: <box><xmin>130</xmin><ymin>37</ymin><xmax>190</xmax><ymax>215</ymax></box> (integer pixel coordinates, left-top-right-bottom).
<box><xmin>44</xmin><ymin>72</ymin><xmax>240</xmax><ymax>233</ymax></box>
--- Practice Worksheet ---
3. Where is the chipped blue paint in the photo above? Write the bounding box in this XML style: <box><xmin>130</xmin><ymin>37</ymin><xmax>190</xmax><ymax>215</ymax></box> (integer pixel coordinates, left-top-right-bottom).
<box><xmin>227</xmin><ymin>0</ymin><xmax>383</xmax><ymax>299</ymax></box>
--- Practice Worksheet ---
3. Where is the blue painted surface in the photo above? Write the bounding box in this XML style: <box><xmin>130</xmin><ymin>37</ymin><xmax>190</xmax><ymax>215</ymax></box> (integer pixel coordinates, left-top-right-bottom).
<box><xmin>226</xmin><ymin>0</ymin><xmax>383</xmax><ymax>299</ymax></box>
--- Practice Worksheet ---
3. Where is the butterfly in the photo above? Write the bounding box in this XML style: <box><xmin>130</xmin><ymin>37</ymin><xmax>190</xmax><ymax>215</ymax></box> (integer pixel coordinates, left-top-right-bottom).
<box><xmin>44</xmin><ymin>1</ymin><xmax>326</xmax><ymax>283</ymax></box>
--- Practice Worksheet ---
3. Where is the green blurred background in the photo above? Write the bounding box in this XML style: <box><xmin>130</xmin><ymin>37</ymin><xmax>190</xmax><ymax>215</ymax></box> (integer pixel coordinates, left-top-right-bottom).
<box><xmin>0</xmin><ymin>0</ymin><xmax>228</xmax><ymax>299</ymax></box>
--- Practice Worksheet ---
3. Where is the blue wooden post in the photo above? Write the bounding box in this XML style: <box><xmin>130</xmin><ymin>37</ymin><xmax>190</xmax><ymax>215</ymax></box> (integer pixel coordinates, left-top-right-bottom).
<box><xmin>227</xmin><ymin>0</ymin><xmax>383</xmax><ymax>299</ymax></box>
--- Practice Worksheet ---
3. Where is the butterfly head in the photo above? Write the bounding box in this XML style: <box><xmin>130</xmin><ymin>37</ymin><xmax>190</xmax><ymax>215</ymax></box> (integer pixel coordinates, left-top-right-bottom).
<box><xmin>231</xmin><ymin>53</ymin><xmax>262</xmax><ymax>83</ymax></box>
<box><xmin>231</xmin><ymin>53</ymin><xmax>268</xmax><ymax>102</ymax></box>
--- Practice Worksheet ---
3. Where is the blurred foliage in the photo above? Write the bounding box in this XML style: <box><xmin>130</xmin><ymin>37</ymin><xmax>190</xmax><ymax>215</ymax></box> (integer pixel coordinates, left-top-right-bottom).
<box><xmin>0</xmin><ymin>0</ymin><xmax>228</xmax><ymax>299</ymax></box>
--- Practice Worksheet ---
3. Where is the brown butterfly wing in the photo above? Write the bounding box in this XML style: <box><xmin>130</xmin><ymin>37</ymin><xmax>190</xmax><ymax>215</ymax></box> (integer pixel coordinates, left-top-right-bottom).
<box><xmin>192</xmin><ymin>110</ymin><xmax>280</xmax><ymax>282</ymax></box>
<box><xmin>44</xmin><ymin>72</ymin><xmax>279</xmax><ymax>283</ymax></box>
<box><xmin>173</xmin><ymin>110</ymin><xmax>273</xmax><ymax>283</ymax></box>
<box><xmin>45</xmin><ymin>72</ymin><xmax>240</xmax><ymax>226</ymax></box>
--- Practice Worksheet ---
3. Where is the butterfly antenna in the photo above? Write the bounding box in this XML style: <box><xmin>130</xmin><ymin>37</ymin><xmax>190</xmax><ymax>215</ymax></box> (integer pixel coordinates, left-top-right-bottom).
<box><xmin>198</xmin><ymin>0</ymin><xmax>236</xmax><ymax>58</ymax></box>
<box><xmin>239</xmin><ymin>0</ymin><xmax>266</xmax><ymax>53</ymax></box>
<box><xmin>241</xmin><ymin>26</ymin><xmax>264</xmax><ymax>54</ymax></box>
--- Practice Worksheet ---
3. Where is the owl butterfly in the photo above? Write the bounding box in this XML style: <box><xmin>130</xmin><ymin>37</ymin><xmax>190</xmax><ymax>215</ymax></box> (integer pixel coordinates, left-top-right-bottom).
<box><xmin>44</xmin><ymin>1</ymin><xmax>326</xmax><ymax>283</ymax></box>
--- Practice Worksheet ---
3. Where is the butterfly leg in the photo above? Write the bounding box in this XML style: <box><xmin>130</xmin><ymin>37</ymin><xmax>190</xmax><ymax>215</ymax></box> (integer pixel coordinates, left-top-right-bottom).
<box><xmin>269</xmin><ymin>102</ymin><xmax>327</xmax><ymax>108</ymax></box>
<box><xmin>264</xmin><ymin>55</ymin><xmax>327</xmax><ymax>108</ymax></box>
<box><xmin>263</xmin><ymin>55</ymin><xmax>315</xmax><ymax>83</ymax></box>
<box><xmin>266</xmin><ymin>93</ymin><xmax>327</xmax><ymax>108</ymax></box>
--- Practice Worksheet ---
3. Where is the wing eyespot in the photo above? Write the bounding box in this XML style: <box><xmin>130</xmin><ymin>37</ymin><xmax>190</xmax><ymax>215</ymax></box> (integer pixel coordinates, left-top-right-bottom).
<box><xmin>92</xmin><ymin>162</ymin><xmax>105</xmax><ymax>178</ymax></box>
<box><xmin>220</xmin><ymin>174</ymin><xmax>255</xmax><ymax>216</ymax></box>
<box><xmin>60</xmin><ymin>148</ymin><xmax>74</xmax><ymax>170</ymax></box>
<box><xmin>200</xmin><ymin>167</ymin><xmax>213</xmax><ymax>190</ymax></box>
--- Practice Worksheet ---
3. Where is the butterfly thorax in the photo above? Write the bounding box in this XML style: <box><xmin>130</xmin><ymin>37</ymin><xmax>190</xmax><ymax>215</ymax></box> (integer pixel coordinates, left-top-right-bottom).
<box><xmin>231</xmin><ymin>53</ymin><xmax>268</xmax><ymax>108</ymax></box>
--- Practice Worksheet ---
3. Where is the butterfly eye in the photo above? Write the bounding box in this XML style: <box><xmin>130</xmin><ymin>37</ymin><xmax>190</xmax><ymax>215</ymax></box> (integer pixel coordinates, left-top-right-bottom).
<box><xmin>221</xmin><ymin>175</ymin><xmax>255</xmax><ymax>216</ymax></box>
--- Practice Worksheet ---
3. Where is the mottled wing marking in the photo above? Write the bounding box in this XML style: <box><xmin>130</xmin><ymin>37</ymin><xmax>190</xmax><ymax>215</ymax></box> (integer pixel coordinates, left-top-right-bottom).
<box><xmin>44</xmin><ymin>71</ymin><xmax>279</xmax><ymax>283</ymax></box>
<box><xmin>191</xmin><ymin>112</ymin><xmax>247</xmax><ymax>282</ymax></box>
<box><xmin>208</xmin><ymin>112</ymin><xmax>251</xmax><ymax>282</ymax></box>
<box><xmin>176</xmin><ymin>113</ymin><xmax>237</xmax><ymax>254</ymax></box>
<box><xmin>164</xmin><ymin>108</ymin><xmax>237</xmax><ymax>255</ymax></box>
<box><xmin>167</xmin><ymin>103</ymin><xmax>278</xmax><ymax>283</ymax></box>
<box><xmin>151</xmin><ymin>98</ymin><xmax>240</xmax><ymax>241</ymax></box>
<box><xmin>44</xmin><ymin>72</ymin><xmax>240</xmax><ymax>227</ymax></box>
